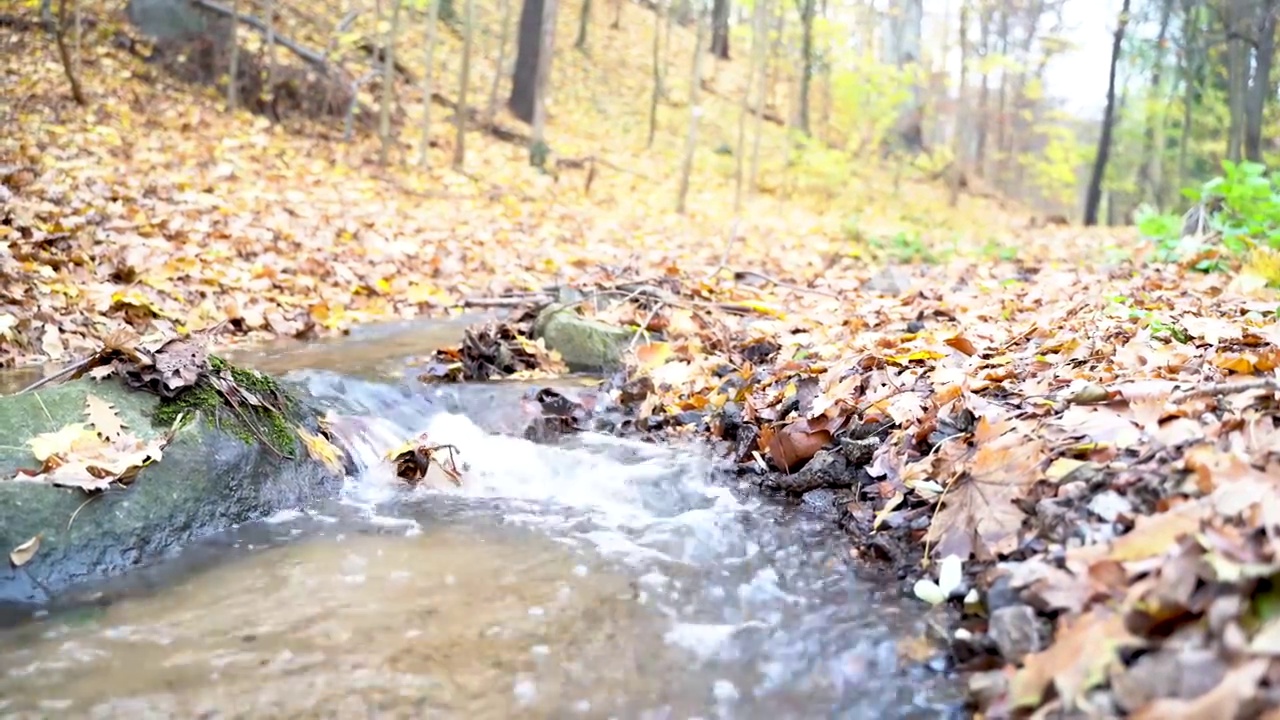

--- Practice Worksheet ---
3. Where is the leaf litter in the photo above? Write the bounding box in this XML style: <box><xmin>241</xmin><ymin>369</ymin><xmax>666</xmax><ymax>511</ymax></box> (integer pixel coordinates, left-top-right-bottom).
<box><xmin>6</xmin><ymin>3</ymin><xmax>1280</xmax><ymax>717</ymax></box>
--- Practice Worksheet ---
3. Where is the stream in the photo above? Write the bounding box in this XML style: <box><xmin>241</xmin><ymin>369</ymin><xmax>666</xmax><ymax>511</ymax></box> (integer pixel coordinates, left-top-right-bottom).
<box><xmin>0</xmin><ymin>320</ymin><xmax>962</xmax><ymax>719</ymax></box>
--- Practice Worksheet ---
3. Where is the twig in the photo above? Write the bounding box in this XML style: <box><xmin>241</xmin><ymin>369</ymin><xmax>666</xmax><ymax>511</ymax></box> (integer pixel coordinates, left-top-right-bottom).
<box><xmin>460</xmin><ymin>295</ymin><xmax>553</xmax><ymax>308</ymax></box>
<box><xmin>66</xmin><ymin>492</ymin><xmax>103</xmax><ymax>530</ymax></box>
<box><xmin>1171</xmin><ymin>377</ymin><xmax>1280</xmax><ymax>403</ymax></box>
<box><xmin>728</xmin><ymin>268</ymin><xmax>840</xmax><ymax>298</ymax></box>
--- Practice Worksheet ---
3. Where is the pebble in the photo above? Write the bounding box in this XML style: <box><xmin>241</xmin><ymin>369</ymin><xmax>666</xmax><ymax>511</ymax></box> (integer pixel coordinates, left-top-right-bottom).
<box><xmin>987</xmin><ymin>604</ymin><xmax>1046</xmax><ymax>662</ymax></box>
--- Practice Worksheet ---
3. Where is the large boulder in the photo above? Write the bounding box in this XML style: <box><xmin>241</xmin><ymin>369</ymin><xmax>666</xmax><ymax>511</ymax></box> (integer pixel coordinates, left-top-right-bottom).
<box><xmin>532</xmin><ymin>304</ymin><xmax>638</xmax><ymax>372</ymax></box>
<box><xmin>0</xmin><ymin>372</ymin><xmax>345</xmax><ymax>611</ymax></box>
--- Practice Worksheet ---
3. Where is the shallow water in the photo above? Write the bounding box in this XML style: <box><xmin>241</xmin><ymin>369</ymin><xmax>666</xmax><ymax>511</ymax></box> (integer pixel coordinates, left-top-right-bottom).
<box><xmin>0</xmin><ymin>323</ymin><xmax>960</xmax><ymax>719</ymax></box>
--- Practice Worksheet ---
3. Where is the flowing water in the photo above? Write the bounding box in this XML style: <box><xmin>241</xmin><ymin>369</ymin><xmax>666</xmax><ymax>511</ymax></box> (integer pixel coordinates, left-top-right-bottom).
<box><xmin>0</xmin><ymin>321</ymin><xmax>961</xmax><ymax>719</ymax></box>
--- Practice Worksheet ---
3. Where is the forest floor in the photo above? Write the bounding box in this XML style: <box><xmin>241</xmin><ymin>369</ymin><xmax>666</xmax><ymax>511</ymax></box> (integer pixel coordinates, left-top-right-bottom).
<box><xmin>6</xmin><ymin>2</ymin><xmax>1280</xmax><ymax>718</ymax></box>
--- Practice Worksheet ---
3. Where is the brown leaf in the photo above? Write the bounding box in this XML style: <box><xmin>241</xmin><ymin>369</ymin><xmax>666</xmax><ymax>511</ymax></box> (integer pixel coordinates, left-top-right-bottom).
<box><xmin>766</xmin><ymin>419</ymin><xmax>833</xmax><ymax>472</ymax></box>
<box><xmin>1131</xmin><ymin>659</ymin><xmax>1268</xmax><ymax>720</ymax></box>
<box><xmin>84</xmin><ymin>394</ymin><xmax>126</xmax><ymax>442</ymax></box>
<box><xmin>1011</xmin><ymin>609</ymin><xmax>1143</xmax><ymax>710</ymax></box>
<box><xmin>9</xmin><ymin>535</ymin><xmax>40</xmax><ymax>568</ymax></box>
<box><xmin>925</xmin><ymin>431</ymin><xmax>1045</xmax><ymax>559</ymax></box>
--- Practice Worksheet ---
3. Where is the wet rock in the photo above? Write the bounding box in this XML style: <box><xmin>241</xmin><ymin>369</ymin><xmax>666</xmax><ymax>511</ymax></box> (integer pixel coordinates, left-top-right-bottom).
<box><xmin>800</xmin><ymin>488</ymin><xmax>844</xmax><ymax>518</ymax></box>
<box><xmin>0</xmin><ymin>376</ymin><xmax>344</xmax><ymax>609</ymax></box>
<box><xmin>764</xmin><ymin>448</ymin><xmax>849</xmax><ymax>494</ymax></box>
<box><xmin>988</xmin><ymin>605</ymin><xmax>1047</xmax><ymax>662</ymax></box>
<box><xmin>984</xmin><ymin>574</ymin><xmax>1023</xmax><ymax>613</ymax></box>
<box><xmin>1111</xmin><ymin>649</ymin><xmax>1227</xmax><ymax>713</ymax></box>
<box><xmin>532</xmin><ymin>304</ymin><xmax>637</xmax><ymax>372</ymax></box>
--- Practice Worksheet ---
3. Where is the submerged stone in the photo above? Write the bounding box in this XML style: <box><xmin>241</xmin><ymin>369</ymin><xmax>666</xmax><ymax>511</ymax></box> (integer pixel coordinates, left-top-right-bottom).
<box><xmin>0</xmin><ymin>375</ymin><xmax>344</xmax><ymax>611</ymax></box>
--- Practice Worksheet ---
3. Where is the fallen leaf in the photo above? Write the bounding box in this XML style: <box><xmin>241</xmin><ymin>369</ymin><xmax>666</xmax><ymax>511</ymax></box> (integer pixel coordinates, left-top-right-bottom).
<box><xmin>9</xmin><ymin>535</ymin><xmax>40</xmax><ymax>567</ymax></box>
<box><xmin>1011</xmin><ymin>609</ymin><xmax>1142</xmax><ymax>710</ymax></box>
<box><xmin>84</xmin><ymin>394</ymin><xmax>126</xmax><ymax>442</ymax></box>
<box><xmin>1131</xmin><ymin>659</ymin><xmax>1268</xmax><ymax>720</ymax></box>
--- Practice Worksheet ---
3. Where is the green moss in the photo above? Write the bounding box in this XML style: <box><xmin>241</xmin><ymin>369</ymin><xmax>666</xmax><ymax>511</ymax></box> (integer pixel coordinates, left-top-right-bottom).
<box><xmin>153</xmin><ymin>358</ymin><xmax>298</xmax><ymax>456</ymax></box>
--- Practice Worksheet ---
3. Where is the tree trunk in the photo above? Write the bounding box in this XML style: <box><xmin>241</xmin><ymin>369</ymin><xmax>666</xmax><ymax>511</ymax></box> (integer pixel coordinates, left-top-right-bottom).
<box><xmin>677</xmin><ymin>15</ymin><xmax>707</xmax><ymax>214</ymax></box>
<box><xmin>419</xmin><ymin>0</ymin><xmax>442</xmax><ymax>166</ymax></box>
<box><xmin>711</xmin><ymin>0</ymin><xmax>730</xmax><ymax>59</ymax></box>
<box><xmin>647</xmin><ymin>0</ymin><xmax>663</xmax><ymax>148</ymax></box>
<box><xmin>796</xmin><ymin>0</ymin><xmax>815</xmax><ymax>135</ymax></box>
<box><xmin>454</xmin><ymin>0</ymin><xmax>475</xmax><ymax>168</ymax></box>
<box><xmin>227</xmin><ymin>0</ymin><xmax>241</xmax><ymax>110</ymax></box>
<box><xmin>1226</xmin><ymin>0</ymin><xmax>1248</xmax><ymax>162</ymax></box>
<box><xmin>54</xmin><ymin>0</ymin><xmax>87</xmax><ymax>106</ymax></box>
<box><xmin>1176</xmin><ymin>0</ymin><xmax>1198</xmax><ymax>190</ymax></box>
<box><xmin>749</xmin><ymin>0</ymin><xmax>773</xmax><ymax>192</ymax></box>
<box><xmin>509</xmin><ymin>0</ymin><xmax>548</xmax><ymax>122</ymax></box>
<box><xmin>487</xmin><ymin>0</ymin><xmax>513</xmax><ymax>122</ymax></box>
<box><xmin>264</xmin><ymin>0</ymin><xmax>277</xmax><ymax>91</ymax></box>
<box><xmin>974</xmin><ymin>4</ymin><xmax>990</xmax><ymax>176</ymax></box>
<box><xmin>1084</xmin><ymin>0</ymin><xmax>1131</xmax><ymax>226</ymax></box>
<box><xmin>1139</xmin><ymin>0</ymin><xmax>1173</xmax><ymax>205</ymax></box>
<box><xmin>1245</xmin><ymin>0</ymin><xmax>1278</xmax><ymax>162</ymax></box>
<box><xmin>575</xmin><ymin>0</ymin><xmax>590</xmax><ymax>51</ymax></box>
<box><xmin>993</xmin><ymin>1</ymin><xmax>1009</xmax><ymax>185</ymax></box>
<box><xmin>529</xmin><ymin>0</ymin><xmax>558</xmax><ymax>167</ymax></box>
<box><xmin>954</xmin><ymin>0</ymin><xmax>970</xmax><ymax>165</ymax></box>
<box><xmin>734</xmin><ymin>0</ymin><xmax>766</xmax><ymax>212</ymax></box>
<box><xmin>379</xmin><ymin>0</ymin><xmax>404</xmax><ymax>167</ymax></box>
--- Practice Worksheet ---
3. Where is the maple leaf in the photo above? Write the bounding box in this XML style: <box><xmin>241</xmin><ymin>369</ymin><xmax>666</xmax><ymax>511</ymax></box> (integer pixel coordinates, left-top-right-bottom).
<box><xmin>84</xmin><ymin>394</ymin><xmax>127</xmax><ymax>442</ymax></box>
<box><xmin>925</xmin><ymin>430</ymin><xmax>1045</xmax><ymax>559</ymax></box>
<box><xmin>1011</xmin><ymin>609</ymin><xmax>1143</xmax><ymax>710</ymax></box>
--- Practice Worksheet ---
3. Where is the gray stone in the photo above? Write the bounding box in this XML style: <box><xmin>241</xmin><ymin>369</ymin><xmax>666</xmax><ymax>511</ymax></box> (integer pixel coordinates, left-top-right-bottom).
<box><xmin>126</xmin><ymin>0</ymin><xmax>218</xmax><ymax>41</ymax></box>
<box><xmin>533</xmin><ymin>304</ymin><xmax>637</xmax><ymax>372</ymax></box>
<box><xmin>988</xmin><ymin>604</ymin><xmax>1047</xmax><ymax>662</ymax></box>
<box><xmin>0</xmin><ymin>376</ymin><xmax>344</xmax><ymax>609</ymax></box>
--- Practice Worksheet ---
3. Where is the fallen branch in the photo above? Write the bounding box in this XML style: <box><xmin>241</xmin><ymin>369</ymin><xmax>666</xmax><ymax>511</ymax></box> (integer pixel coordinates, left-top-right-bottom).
<box><xmin>460</xmin><ymin>295</ymin><xmax>552</xmax><ymax>308</ymax></box>
<box><xmin>193</xmin><ymin>0</ymin><xmax>332</xmax><ymax>72</ymax></box>
<box><xmin>1171</xmin><ymin>378</ymin><xmax>1280</xmax><ymax>403</ymax></box>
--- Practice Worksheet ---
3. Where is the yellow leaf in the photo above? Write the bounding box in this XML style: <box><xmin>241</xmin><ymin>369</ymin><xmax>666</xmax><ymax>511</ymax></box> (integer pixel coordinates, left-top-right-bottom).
<box><xmin>28</xmin><ymin>423</ymin><xmax>102</xmax><ymax>462</ymax></box>
<box><xmin>633</xmin><ymin>341</ymin><xmax>673</xmax><ymax>369</ymax></box>
<box><xmin>84</xmin><ymin>394</ymin><xmax>127</xmax><ymax>442</ymax></box>
<box><xmin>297</xmin><ymin>426</ymin><xmax>346</xmax><ymax>474</ymax></box>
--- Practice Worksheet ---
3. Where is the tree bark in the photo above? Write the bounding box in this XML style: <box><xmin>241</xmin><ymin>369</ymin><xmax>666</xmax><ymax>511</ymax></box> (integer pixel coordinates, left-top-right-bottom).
<box><xmin>647</xmin><ymin>0</ymin><xmax>663</xmax><ymax>148</ymax></box>
<box><xmin>420</xmin><ymin>0</ymin><xmax>442</xmax><ymax>166</ymax></box>
<box><xmin>677</xmin><ymin>15</ymin><xmax>707</xmax><ymax>214</ymax></box>
<box><xmin>796</xmin><ymin>0</ymin><xmax>815</xmax><ymax>135</ymax></box>
<box><xmin>454</xmin><ymin>0</ymin><xmax>475</xmax><ymax>168</ymax></box>
<box><xmin>227</xmin><ymin>0</ymin><xmax>241</xmax><ymax>110</ymax></box>
<box><xmin>974</xmin><ymin>4</ymin><xmax>991</xmax><ymax>176</ymax></box>
<box><xmin>734</xmin><ymin>0</ymin><xmax>766</xmax><ymax>212</ymax></box>
<box><xmin>509</xmin><ymin>0</ymin><xmax>548</xmax><ymax>122</ymax></box>
<box><xmin>954</xmin><ymin>0</ymin><xmax>970</xmax><ymax>165</ymax></box>
<box><xmin>1226</xmin><ymin>0</ymin><xmax>1249</xmax><ymax>162</ymax></box>
<box><xmin>1245</xmin><ymin>0</ymin><xmax>1278</xmax><ymax>162</ymax></box>
<box><xmin>711</xmin><ymin>0</ymin><xmax>730</xmax><ymax>59</ymax></box>
<box><xmin>379</xmin><ymin>0</ymin><xmax>403</xmax><ymax>167</ymax></box>
<box><xmin>487</xmin><ymin>0</ymin><xmax>513</xmax><ymax>122</ymax></box>
<box><xmin>1139</xmin><ymin>0</ymin><xmax>1173</xmax><ymax>205</ymax></box>
<box><xmin>54</xmin><ymin>0</ymin><xmax>87</xmax><ymax>106</ymax></box>
<box><xmin>529</xmin><ymin>0</ymin><xmax>558</xmax><ymax>167</ymax></box>
<box><xmin>1084</xmin><ymin>0</ymin><xmax>1131</xmax><ymax>226</ymax></box>
<box><xmin>575</xmin><ymin>0</ymin><xmax>590</xmax><ymax>51</ymax></box>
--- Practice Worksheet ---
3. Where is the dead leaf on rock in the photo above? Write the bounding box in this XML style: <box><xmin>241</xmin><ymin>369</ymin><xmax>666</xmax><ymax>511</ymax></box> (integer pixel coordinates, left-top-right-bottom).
<box><xmin>9</xmin><ymin>535</ymin><xmax>40</xmax><ymax>568</ymax></box>
<box><xmin>84</xmin><ymin>394</ymin><xmax>126</xmax><ymax>442</ymax></box>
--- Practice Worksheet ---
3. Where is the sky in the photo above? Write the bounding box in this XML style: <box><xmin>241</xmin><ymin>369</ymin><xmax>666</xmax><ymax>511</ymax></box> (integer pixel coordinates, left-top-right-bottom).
<box><xmin>1044</xmin><ymin>0</ymin><xmax>1123</xmax><ymax>118</ymax></box>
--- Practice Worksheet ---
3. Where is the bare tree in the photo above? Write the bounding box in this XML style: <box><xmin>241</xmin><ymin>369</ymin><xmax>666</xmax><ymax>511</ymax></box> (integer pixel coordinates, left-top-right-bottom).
<box><xmin>1245</xmin><ymin>0</ymin><xmax>1278</xmax><ymax>162</ymax></box>
<box><xmin>455</xmin><ymin>0</ymin><xmax>476</xmax><ymax>168</ymax></box>
<box><xmin>227</xmin><ymin>0</ymin><xmax>242</xmax><ymax>110</ymax></box>
<box><xmin>748</xmin><ymin>0</ymin><xmax>772</xmax><ymax>193</ymax></box>
<box><xmin>509</xmin><ymin>0</ymin><xmax>556</xmax><ymax>122</ymax></box>
<box><xmin>54</xmin><ymin>0</ymin><xmax>87</xmax><ymax>106</ymax></box>
<box><xmin>647</xmin><ymin>0</ymin><xmax>663</xmax><ymax>148</ymax></box>
<box><xmin>677</xmin><ymin>12</ymin><xmax>707</xmax><ymax>214</ymax></box>
<box><xmin>734</xmin><ymin>0</ymin><xmax>766</xmax><ymax>212</ymax></box>
<box><xmin>487</xmin><ymin>0</ymin><xmax>514</xmax><ymax>122</ymax></box>
<box><xmin>795</xmin><ymin>0</ymin><xmax>816</xmax><ymax>134</ymax></box>
<box><xmin>575</xmin><ymin>0</ymin><xmax>590</xmax><ymax>51</ymax></box>
<box><xmin>1083</xmin><ymin>0</ymin><xmax>1131</xmax><ymax>226</ymax></box>
<box><xmin>420</xmin><ymin>0</ymin><xmax>443</xmax><ymax>166</ymax></box>
<box><xmin>711</xmin><ymin>0</ymin><xmax>730</xmax><ymax>59</ymax></box>
<box><xmin>530</xmin><ymin>0</ymin><xmax>559</xmax><ymax>167</ymax></box>
<box><xmin>264</xmin><ymin>0</ymin><xmax>277</xmax><ymax>90</ymax></box>
<box><xmin>379</xmin><ymin>0</ymin><xmax>404</xmax><ymax>166</ymax></box>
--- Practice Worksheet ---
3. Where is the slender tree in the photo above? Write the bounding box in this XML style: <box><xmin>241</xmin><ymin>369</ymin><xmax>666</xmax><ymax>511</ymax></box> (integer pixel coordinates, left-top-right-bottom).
<box><xmin>509</xmin><ymin>0</ymin><xmax>556</xmax><ymax>122</ymax></box>
<box><xmin>1245</xmin><ymin>0</ymin><xmax>1278</xmax><ymax>162</ymax></box>
<box><xmin>734</xmin><ymin>0</ymin><xmax>766</xmax><ymax>212</ymax></box>
<box><xmin>530</xmin><ymin>0</ymin><xmax>559</xmax><ymax>167</ymax></box>
<box><xmin>677</xmin><ymin>12</ymin><xmax>707</xmax><ymax>214</ymax></box>
<box><xmin>1083</xmin><ymin>0</ymin><xmax>1132</xmax><ymax>226</ymax></box>
<box><xmin>710</xmin><ymin>0</ymin><xmax>730</xmax><ymax>59</ymax></box>
<box><xmin>795</xmin><ymin>0</ymin><xmax>816</xmax><ymax>134</ymax></box>
<box><xmin>227</xmin><ymin>0</ymin><xmax>241</xmax><ymax>110</ymax></box>
<box><xmin>455</xmin><ymin>0</ymin><xmax>476</xmax><ymax>168</ymax></box>
<box><xmin>488</xmin><ymin>0</ymin><xmax>514</xmax><ymax>122</ymax></box>
<box><xmin>575</xmin><ymin>0</ymin><xmax>591</xmax><ymax>51</ymax></box>
<box><xmin>379</xmin><ymin>0</ymin><xmax>404</xmax><ymax>166</ymax></box>
<box><xmin>420</xmin><ymin>0</ymin><xmax>442</xmax><ymax>166</ymax></box>
<box><xmin>647</xmin><ymin>0</ymin><xmax>663</xmax><ymax>148</ymax></box>
<box><xmin>54</xmin><ymin>0</ymin><xmax>86</xmax><ymax>106</ymax></box>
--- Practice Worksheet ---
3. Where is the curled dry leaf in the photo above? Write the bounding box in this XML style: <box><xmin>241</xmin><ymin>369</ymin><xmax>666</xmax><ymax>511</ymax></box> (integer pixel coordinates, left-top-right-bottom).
<box><xmin>9</xmin><ymin>534</ymin><xmax>40</xmax><ymax>568</ymax></box>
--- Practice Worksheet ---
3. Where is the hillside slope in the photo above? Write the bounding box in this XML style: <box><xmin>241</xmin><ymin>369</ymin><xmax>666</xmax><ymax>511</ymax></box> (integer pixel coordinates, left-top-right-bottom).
<box><xmin>0</xmin><ymin>0</ymin><xmax>1091</xmax><ymax>367</ymax></box>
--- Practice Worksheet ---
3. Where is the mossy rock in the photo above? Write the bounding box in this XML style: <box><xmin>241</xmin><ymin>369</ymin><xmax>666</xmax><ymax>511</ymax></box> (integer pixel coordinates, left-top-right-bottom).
<box><xmin>532</xmin><ymin>304</ymin><xmax>639</xmax><ymax>372</ymax></box>
<box><xmin>0</xmin><ymin>374</ymin><xmax>344</xmax><ymax>610</ymax></box>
